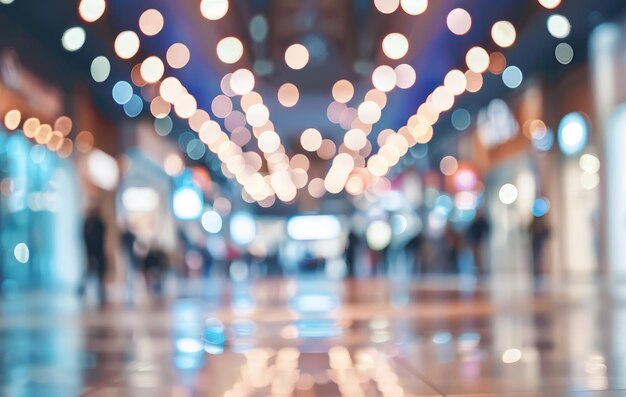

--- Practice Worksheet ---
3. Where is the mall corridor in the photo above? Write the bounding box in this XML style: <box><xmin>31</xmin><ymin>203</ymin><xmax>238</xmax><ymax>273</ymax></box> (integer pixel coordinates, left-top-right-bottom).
<box><xmin>2</xmin><ymin>0</ymin><xmax>626</xmax><ymax>395</ymax></box>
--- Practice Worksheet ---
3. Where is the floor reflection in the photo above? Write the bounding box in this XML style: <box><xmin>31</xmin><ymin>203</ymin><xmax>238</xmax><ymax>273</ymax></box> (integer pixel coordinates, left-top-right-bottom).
<box><xmin>0</xmin><ymin>275</ymin><xmax>624</xmax><ymax>396</ymax></box>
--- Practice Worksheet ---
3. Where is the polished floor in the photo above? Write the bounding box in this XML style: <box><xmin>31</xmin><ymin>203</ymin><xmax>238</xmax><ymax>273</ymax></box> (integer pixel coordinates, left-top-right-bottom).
<box><xmin>0</xmin><ymin>275</ymin><xmax>623</xmax><ymax>397</ymax></box>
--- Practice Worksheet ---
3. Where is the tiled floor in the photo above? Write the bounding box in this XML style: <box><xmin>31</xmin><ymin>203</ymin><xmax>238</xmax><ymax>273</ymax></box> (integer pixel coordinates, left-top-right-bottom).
<box><xmin>0</xmin><ymin>275</ymin><xmax>623</xmax><ymax>396</ymax></box>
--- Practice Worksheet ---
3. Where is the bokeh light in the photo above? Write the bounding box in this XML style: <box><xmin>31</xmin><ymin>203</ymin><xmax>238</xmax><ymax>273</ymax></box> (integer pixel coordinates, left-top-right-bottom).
<box><xmin>79</xmin><ymin>0</ymin><xmax>106</xmax><ymax>22</ymax></box>
<box><xmin>447</xmin><ymin>8</ymin><xmax>472</xmax><ymax>36</ymax></box>
<box><xmin>216</xmin><ymin>37</ymin><xmax>243</xmax><ymax>64</ymax></box>
<box><xmin>200</xmin><ymin>0</ymin><xmax>229</xmax><ymax>21</ymax></box>
<box><xmin>382</xmin><ymin>33</ymin><xmax>409</xmax><ymax>60</ymax></box>
<box><xmin>167</xmin><ymin>43</ymin><xmax>190</xmax><ymax>69</ymax></box>
<box><xmin>491</xmin><ymin>21</ymin><xmax>516</xmax><ymax>48</ymax></box>
<box><xmin>139</xmin><ymin>9</ymin><xmax>164</xmax><ymax>36</ymax></box>
<box><xmin>61</xmin><ymin>27</ymin><xmax>86</xmax><ymax>52</ymax></box>
<box><xmin>400</xmin><ymin>0</ymin><xmax>428</xmax><ymax>15</ymax></box>
<box><xmin>114</xmin><ymin>31</ymin><xmax>140</xmax><ymax>59</ymax></box>
<box><xmin>285</xmin><ymin>44</ymin><xmax>309</xmax><ymax>70</ymax></box>
<box><xmin>278</xmin><ymin>83</ymin><xmax>299</xmax><ymax>107</ymax></box>
<box><xmin>90</xmin><ymin>56</ymin><xmax>110</xmax><ymax>82</ymax></box>
<box><xmin>547</xmin><ymin>14</ymin><xmax>571</xmax><ymax>39</ymax></box>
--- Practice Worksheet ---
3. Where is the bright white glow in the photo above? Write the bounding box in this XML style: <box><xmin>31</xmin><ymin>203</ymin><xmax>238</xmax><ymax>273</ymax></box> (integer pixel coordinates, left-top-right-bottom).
<box><xmin>547</xmin><ymin>14</ymin><xmax>571</xmax><ymax>39</ymax></box>
<box><xmin>498</xmin><ymin>183</ymin><xmax>518</xmax><ymax>205</ymax></box>
<box><xmin>216</xmin><ymin>37</ymin><xmax>243</xmax><ymax>64</ymax></box>
<box><xmin>200</xmin><ymin>0</ymin><xmax>229</xmax><ymax>20</ymax></box>
<box><xmin>491</xmin><ymin>21</ymin><xmax>516</xmax><ymax>48</ymax></box>
<box><xmin>114</xmin><ymin>31</ymin><xmax>140</xmax><ymax>59</ymax></box>
<box><xmin>466</xmin><ymin>47</ymin><xmax>489</xmax><ymax>73</ymax></box>
<box><xmin>14</xmin><ymin>243</ymin><xmax>29</xmax><ymax>263</ymax></box>
<box><xmin>372</xmin><ymin>65</ymin><xmax>397</xmax><ymax>92</ymax></box>
<box><xmin>230</xmin><ymin>68</ymin><xmax>255</xmax><ymax>95</ymax></box>
<box><xmin>201</xmin><ymin>210</ymin><xmax>223</xmax><ymax>233</ymax></box>
<box><xmin>287</xmin><ymin>215</ymin><xmax>341</xmax><ymax>241</ymax></box>
<box><xmin>122</xmin><ymin>187</ymin><xmax>160</xmax><ymax>212</ymax></box>
<box><xmin>502</xmin><ymin>348</ymin><xmax>522</xmax><ymax>363</ymax></box>
<box><xmin>382</xmin><ymin>33</ymin><xmax>409</xmax><ymax>60</ymax></box>
<box><xmin>447</xmin><ymin>8</ymin><xmax>472</xmax><ymax>36</ymax></box>
<box><xmin>173</xmin><ymin>187</ymin><xmax>204</xmax><ymax>220</ymax></box>
<box><xmin>87</xmin><ymin>149</ymin><xmax>119</xmax><ymax>191</ymax></box>
<box><xmin>366</xmin><ymin>220</ymin><xmax>392</xmax><ymax>251</ymax></box>
<box><xmin>141</xmin><ymin>56</ymin><xmax>165</xmax><ymax>83</ymax></box>
<box><xmin>245</xmin><ymin>103</ymin><xmax>270</xmax><ymax>127</ymax></box>
<box><xmin>579</xmin><ymin>154</ymin><xmax>600</xmax><ymax>174</ymax></box>
<box><xmin>538</xmin><ymin>0</ymin><xmax>561</xmax><ymax>9</ymax></box>
<box><xmin>230</xmin><ymin>212</ymin><xmax>256</xmax><ymax>245</ymax></box>
<box><xmin>79</xmin><ymin>0</ymin><xmax>106</xmax><ymax>23</ymax></box>
<box><xmin>401</xmin><ymin>0</ymin><xmax>428</xmax><ymax>15</ymax></box>
<box><xmin>558</xmin><ymin>113</ymin><xmax>588</xmax><ymax>156</ymax></box>
<box><xmin>358</xmin><ymin>101</ymin><xmax>382</xmax><ymax>124</ymax></box>
<box><xmin>61</xmin><ymin>27</ymin><xmax>86</xmax><ymax>52</ymax></box>
<box><xmin>176</xmin><ymin>338</ymin><xmax>203</xmax><ymax>354</ymax></box>
<box><xmin>285</xmin><ymin>44</ymin><xmax>309</xmax><ymax>70</ymax></box>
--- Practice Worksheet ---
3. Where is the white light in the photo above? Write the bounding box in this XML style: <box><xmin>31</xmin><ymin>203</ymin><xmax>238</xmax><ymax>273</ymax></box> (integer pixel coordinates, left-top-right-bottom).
<box><xmin>547</xmin><ymin>14</ymin><xmax>571</xmax><ymax>39</ymax></box>
<box><xmin>498</xmin><ymin>183</ymin><xmax>518</xmax><ymax>205</ymax></box>
<box><xmin>401</xmin><ymin>0</ymin><xmax>428</xmax><ymax>15</ymax></box>
<box><xmin>61</xmin><ymin>27</ymin><xmax>86</xmax><ymax>52</ymax></box>
<box><xmin>14</xmin><ymin>243</ymin><xmax>29</xmax><ymax>263</ymax></box>
<box><xmin>366</xmin><ymin>220</ymin><xmax>392</xmax><ymax>251</ymax></box>
<box><xmin>287</xmin><ymin>215</ymin><xmax>341</xmax><ymax>240</ymax></box>
<box><xmin>230</xmin><ymin>212</ymin><xmax>256</xmax><ymax>245</ymax></box>
<box><xmin>90</xmin><ymin>56</ymin><xmax>110</xmax><ymax>83</ymax></box>
<box><xmin>216</xmin><ymin>37</ymin><xmax>243</xmax><ymax>64</ymax></box>
<box><xmin>358</xmin><ymin>101</ymin><xmax>382</xmax><ymax>124</ymax></box>
<box><xmin>201</xmin><ymin>210</ymin><xmax>223</xmax><ymax>233</ymax></box>
<box><xmin>176</xmin><ymin>338</ymin><xmax>203</xmax><ymax>354</ymax></box>
<box><xmin>114</xmin><ymin>31</ymin><xmax>140</xmax><ymax>59</ymax></box>
<box><xmin>502</xmin><ymin>348</ymin><xmax>522</xmax><ymax>364</ymax></box>
<box><xmin>122</xmin><ymin>187</ymin><xmax>160</xmax><ymax>212</ymax></box>
<box><xmin>558</xmin><ymin>112</ymin><xmax>588</xmax><ymax>156</ymax></box>
<box><xmin>579</xmin><ymin>154</ymin><xmax>600</xmax><ymax>174</ymax></box>
<box><xmin>382</xmin><ymin>33</ymin><xmax>409</xmax><ymax>60</ymax></box>
<box><xmin>173</xmin><ymin>187</ymin><xmax>204</xmax><ymax>220</ymax></box>
<box><xmin>79</xmin><ymin>0</ymin><xmax>106</xmax><ymax>23</ymax></box>
<box><xmin>87</xmin><ymin>149</ymin><xmax>119</xmax><ymax>191</ymax></box>
<box><xmin>200</xmin><ymin>0</ymin><xmax>229</xmax><ymax>20</ymax></box>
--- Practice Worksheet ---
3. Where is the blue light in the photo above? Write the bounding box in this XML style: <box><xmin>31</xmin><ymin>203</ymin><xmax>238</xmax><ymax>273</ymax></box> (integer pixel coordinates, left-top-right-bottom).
<box><xmin>502</xmin><ymin>66</ymin><xmax>523</xmax><ymax>89</ymax></box>
<box><xmin>112</xmin><ymin>81</ymin><xmax>133</xmax><ymax>105</ymax></box>
<box><xmin>123</xmin><ymin>94</ymin><xmax>143</xmax><ymax>117</ymax></box>
<box><xmin>558</xmin><ymin>112</ymin><xmax>588</xmax><ymax>156</ymax></box>
<box><xmin>155</xmin><ymin>116</ymin><xmax>173</xmax><ymax>136</ymax></box>
<box><xmin>451</xmin><ymin>108</ymin><xmax>471</xmax><ymax>131</ymax></box>
<box><xmin>532</xmin><ymin>197</ymin><xmax>550</xmax><ymax>217</ymax></box>
<box><xmin>186</xmin><ymin>139</ymin><xmax>206</xmax><ymax>160</ymax></box>
<box><xmin>532</xmin><ymin>128</ymin><xmax>555</xmax><ymax>151</ymax></box>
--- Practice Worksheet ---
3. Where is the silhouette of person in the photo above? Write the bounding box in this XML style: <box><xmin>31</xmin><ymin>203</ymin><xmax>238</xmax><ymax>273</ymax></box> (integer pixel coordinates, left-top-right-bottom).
<box><xmin>529</xmin><ymin>215</ymin><xmax>550</xmax><ymax>278</ymax></box>
<box><xmin>466</xmin><ymin>209</ymin><xmax>490</xmax><ymax>275</ymax></box>
<box><xmin>80</xmin><ymin>209</ymin><xmax>108</xmax><ymax>303</ymax></box>
<box><xmin>345</xmin><ymin>230</ymin><xmax>359</xmax><ymax>277</ymax></box>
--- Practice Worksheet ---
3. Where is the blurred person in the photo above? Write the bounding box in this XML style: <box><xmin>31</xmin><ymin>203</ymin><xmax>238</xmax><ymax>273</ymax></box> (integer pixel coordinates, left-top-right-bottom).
<box><xmin>142</xmin><ymin>245</ymin><xmax>168</xmax><ymax>298</ymax></box>
<box><xmin>404</xmin><ymin>232</ymin><xmax>425</xmax><ymax>274</ymax></box>
<box><xmin>79</xmin><ymin>208</ymin><xmax>108</xmax><ymax>304</ymax></box>
<box><xmin>529</xmin><ymin>215</ymin><xmax>550</xmax><ymax>279</ymax></box>
<box><xmin>120</xmin><ymin>224</ymin><xmax>139</xmax><ymax>299</ymax></box>
<box><xmin>466</xmin><ymin>209</ymin><xmax>491</xmax><ymax>275</ymax></box>
<box><xmin>444</xmin><ymin>222</ymin><xmax>462</xmax><ymax>273</ymax></box>
<box><xmin>345</xmin><ymin>230</ymin><xmax>359</xmax><ymax>277</ymax></box>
